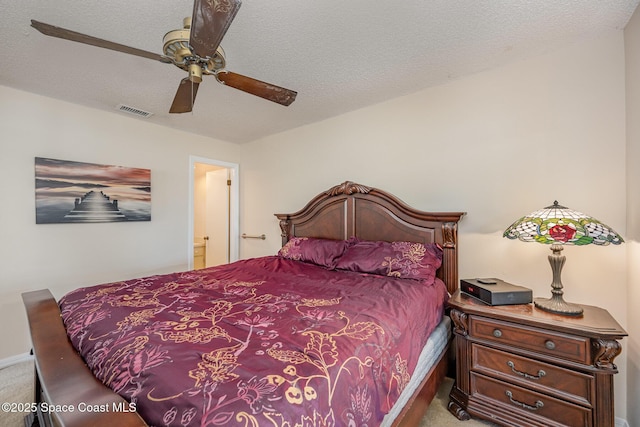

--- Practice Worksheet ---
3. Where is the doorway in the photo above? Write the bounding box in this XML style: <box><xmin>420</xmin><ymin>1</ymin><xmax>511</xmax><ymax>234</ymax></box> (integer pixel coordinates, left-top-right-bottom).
<box><xmin>188</xmin><ymin>156</ymin><xmax>239</xmax><ymax>269</ymax></box>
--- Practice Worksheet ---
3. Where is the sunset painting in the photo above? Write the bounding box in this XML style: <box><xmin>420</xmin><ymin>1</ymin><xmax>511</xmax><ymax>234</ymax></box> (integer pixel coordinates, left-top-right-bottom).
<box><xmin>35</xmin><ymin>157</ymin><xmax>151</xmax><ymax>224</ymax></box>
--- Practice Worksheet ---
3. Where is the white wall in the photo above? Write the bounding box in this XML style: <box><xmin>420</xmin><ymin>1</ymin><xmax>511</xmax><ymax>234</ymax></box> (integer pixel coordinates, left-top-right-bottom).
<box><xmin>241</xmin><ymin>31</ymin><xmax>630</xmax><ymax>420</ymax></box>
<box><xmin>0</xmin><ymin>86</ymin><xmax>242</xmax><ymax>359</ymax></box>
<box><xmin>624</xmin><ymin>7</ymin><xmax>640</xmax><ymax>427</ymax></box>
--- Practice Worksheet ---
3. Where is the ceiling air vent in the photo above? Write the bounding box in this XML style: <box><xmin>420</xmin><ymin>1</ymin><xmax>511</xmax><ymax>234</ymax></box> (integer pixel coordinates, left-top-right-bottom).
<box><xmin>116</xmin><ymin>104</ymin><xmax>153</xmax><ymax>118</ymax></box>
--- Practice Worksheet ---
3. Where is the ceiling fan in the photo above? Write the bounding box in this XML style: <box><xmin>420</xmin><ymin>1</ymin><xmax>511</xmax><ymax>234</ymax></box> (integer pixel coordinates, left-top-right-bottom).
<box><xmin>30</xmin><ymin>0</ymin><xmax>297</xmax><ymax>113</ymax></box>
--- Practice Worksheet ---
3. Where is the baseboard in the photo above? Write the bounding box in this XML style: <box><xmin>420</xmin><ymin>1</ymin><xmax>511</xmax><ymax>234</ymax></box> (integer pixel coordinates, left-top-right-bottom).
<box><xmin>0</xmin><ymin>352</ymin><xmax>33</xmax><ymax>369</ymax></box>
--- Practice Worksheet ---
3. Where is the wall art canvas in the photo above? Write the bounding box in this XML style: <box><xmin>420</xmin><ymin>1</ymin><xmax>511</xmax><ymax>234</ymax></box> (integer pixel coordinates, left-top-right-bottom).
<box><xmin>35</xmin><ymin>157</ymin><xmax>151</xmax><ymax>224</ymax></box>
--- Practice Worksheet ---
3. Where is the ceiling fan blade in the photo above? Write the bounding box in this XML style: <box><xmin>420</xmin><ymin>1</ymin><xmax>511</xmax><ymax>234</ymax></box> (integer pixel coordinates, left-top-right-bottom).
<box><xmin>190</xmin><ymin>0</ymin><xmax>241</xmax><ymax>58</ymax></box>
<box><xmin>217</xmin><ymin>71</ymin><xmax>297</xmax><ymax>106</ymax></box>
<box><xmin>170</xmin><ymin>78</ymin><xmax>200</xmax><ymax>113</ymax></box>
<box><xmin>31</xmin><ymin>20</ymin><xmax>170</xmax><ymax>63</ymax></box>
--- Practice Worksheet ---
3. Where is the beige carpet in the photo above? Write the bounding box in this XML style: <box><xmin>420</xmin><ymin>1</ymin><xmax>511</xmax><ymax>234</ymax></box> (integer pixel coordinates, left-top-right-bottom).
<box><xmin>0</xmin><ymin>359</ymin><xmax>35</xmax><ymax>427</ymax></box>
<box><xmin>0</xmin><ymin>359</ymin><xmax>496</xmax><ymax>427</ymax></box>
<box><xmin>419</xmin><ymin>377</ymin><xmax>497</xmax><ymax>426</ymax></box>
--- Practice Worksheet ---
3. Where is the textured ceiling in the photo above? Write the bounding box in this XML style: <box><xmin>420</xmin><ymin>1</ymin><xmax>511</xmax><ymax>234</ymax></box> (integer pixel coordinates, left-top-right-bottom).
<box><xmin>1</xmin><ymin>1</ymin><xmax>638</xmax><ymax>143</ymax></box>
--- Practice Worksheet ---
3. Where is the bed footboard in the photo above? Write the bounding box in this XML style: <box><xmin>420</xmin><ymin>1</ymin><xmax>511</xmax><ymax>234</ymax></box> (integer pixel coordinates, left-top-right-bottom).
<box><xmin>22</xmin><ymin>289</ymin><xmax>147</xmax><ymax>427</ymax></box>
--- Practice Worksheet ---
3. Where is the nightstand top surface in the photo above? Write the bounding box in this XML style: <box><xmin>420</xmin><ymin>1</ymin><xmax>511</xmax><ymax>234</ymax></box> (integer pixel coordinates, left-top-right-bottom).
<box><xmin>448</xmin><ymin>290</ymin><xmax>627</xmax><ymax>338</ymax></box>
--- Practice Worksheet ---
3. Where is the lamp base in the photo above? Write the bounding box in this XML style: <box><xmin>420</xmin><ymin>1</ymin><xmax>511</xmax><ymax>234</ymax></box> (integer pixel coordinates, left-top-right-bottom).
<box><xmin>534</xmin><ymin>296</ymin><xmax>583</xmax><ymax>316</ymax></box>
<box><xmin>534</xmin><ymin>243</ymin><xmax>584</xmax><ymax>316</ymax></box>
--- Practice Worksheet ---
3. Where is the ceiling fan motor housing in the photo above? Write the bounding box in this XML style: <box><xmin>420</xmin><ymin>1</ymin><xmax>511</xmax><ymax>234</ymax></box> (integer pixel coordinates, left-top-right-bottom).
<box><xmin>163</xmin><ymin>17</ymin><xmax>226</xmax><ymax>83</ymax></box>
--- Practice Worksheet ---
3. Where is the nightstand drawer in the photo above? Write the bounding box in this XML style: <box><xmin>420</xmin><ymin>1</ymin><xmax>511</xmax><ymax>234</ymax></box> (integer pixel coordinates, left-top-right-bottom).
<box><xmin>469</xmin><ymin>316</ymin><xmax>589</xmax><ymax>364</ymax></box>
<box><xmin>471</xmin><ymin>373</ymin><xmax>592</xmax><ymax>427</ymax></box>
<box><xmin>472</xmin><ymin>344</ymin><xmax>594</xmax><ymax>406</ymax></box>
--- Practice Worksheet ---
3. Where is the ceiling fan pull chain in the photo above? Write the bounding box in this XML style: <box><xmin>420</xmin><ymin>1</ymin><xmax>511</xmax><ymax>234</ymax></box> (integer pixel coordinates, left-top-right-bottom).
<box><xmin>191</xmin><ymin>79</ymin><xmax>195</xmax><ymax>113</ymax></box>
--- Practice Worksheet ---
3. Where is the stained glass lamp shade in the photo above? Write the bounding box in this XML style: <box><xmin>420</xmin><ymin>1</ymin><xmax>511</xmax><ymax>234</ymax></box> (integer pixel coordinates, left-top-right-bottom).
<box><xmin>504</xmin><ymin>201</ymin><xmax>623</xmax><ymax>315</ymax></box>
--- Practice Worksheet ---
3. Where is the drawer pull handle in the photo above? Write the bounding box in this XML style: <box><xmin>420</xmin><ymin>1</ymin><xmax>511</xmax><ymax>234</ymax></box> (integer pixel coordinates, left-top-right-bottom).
<box><xmin>505</xmin><ymin>390</ymin><xmax>544</xmax><ymax>411</ymax></box>
<box><xmin>507</xmin><ymin>361</ymin><xmax>546</xmax><ymax>380</ymax></box>
<box><xmin>493</xmin><ymin>329</ymin><xmax>502</xmax><ymax>338</ymax></box>
<box><xmin>544</xmin><ymin>340</ymin><xmax>556</xmax><ymax>350</ymax></box>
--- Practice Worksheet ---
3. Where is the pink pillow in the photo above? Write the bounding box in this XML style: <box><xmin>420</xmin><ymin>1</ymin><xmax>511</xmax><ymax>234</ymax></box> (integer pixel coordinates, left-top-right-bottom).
<box><xmin>278</xmin><ymin>237</ymin><xmax>352</xmax><ymax>269</ymax></box>
<box><xmin>335</xmin><ymin>240</ymin><xmax>443</xmax><ymax>283</ymax></box>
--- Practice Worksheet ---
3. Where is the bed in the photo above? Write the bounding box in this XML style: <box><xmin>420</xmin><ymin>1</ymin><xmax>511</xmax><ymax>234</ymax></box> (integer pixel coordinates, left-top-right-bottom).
<box><xmin>22</xmin><ymin>181</ymin><xmax>464</xmax><ymax>427</ymax></box>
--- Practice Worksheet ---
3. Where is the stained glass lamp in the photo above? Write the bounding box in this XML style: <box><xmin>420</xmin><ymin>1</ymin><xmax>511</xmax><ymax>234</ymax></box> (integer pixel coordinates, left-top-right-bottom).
<box><xmin>503</xmin><ymin>201</ymin><xmax>623</xmax><ymax>316</ymax></box>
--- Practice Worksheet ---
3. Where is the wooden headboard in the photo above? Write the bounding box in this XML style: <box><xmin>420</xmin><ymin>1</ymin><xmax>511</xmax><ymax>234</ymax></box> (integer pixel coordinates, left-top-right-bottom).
<box><xmin>275</xmin><ymin>181</ymin><xmax>465</xmax><ymax>294</ymax></box>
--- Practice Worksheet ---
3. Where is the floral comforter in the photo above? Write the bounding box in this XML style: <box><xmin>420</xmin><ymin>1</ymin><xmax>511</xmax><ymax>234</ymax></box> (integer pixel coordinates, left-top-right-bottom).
<box><xmin>59</xmin><ymin>256</ymin><xmax>448</xmax><ymax>427</ymax></box>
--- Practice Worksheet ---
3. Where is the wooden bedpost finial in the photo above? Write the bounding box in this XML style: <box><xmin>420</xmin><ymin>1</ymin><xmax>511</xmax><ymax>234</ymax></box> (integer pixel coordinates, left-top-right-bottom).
<box><xmin>326</xmin><ymin>181</ymin><xmax>372</xmax><ymax>196</ymax></box>
<box><xmin>279</xmin><ymin>218</ymin><xmax>290</xmax><ymax>241</ymax></box>
<box><xmin>442</xmin><ymin>222</ymin><xmax>457</xmax><ymax>248</ymax></box>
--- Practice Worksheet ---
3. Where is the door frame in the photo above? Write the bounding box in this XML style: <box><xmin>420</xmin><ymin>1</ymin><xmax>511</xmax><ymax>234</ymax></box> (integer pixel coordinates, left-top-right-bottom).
<box><xmin>188</xmin><ymin>155</ymin><xmax>240</xmax><ymax>269</ymax></box>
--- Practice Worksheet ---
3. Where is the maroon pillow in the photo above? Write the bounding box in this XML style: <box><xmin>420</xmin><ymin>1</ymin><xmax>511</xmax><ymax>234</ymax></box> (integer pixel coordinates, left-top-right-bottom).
<box><xmin>335</xmin><ymin>240</ymin><xmax>443</xmax><ymax>283</ymax></box>
<box><xmin>278</xmin><ymin>237</ymin><xmax>352</xmax><ymax>269</ymax></box>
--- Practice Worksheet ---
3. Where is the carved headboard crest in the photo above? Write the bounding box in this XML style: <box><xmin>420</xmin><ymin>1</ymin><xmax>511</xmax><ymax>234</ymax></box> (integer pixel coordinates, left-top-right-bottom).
<box><xmin>325</xmin><ymin>181</ymin><xmax>372</xmax><ymax>196</ymax></box>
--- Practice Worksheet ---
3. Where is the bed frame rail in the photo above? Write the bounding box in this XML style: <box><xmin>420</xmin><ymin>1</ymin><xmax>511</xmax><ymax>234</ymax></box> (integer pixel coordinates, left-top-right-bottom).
<box><xmin>22</xmin><ymin>289</ymin><xmax>146</xmax><ymax>427</ymax></box>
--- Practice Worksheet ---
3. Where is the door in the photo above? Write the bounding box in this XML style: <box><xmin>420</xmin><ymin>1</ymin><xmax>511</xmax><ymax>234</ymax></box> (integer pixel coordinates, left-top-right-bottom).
<box><xmin>189</xmin><ymin>156</ymin><xmax>239</xmax><ymax>270</ymax></box>
<box><xmin>205</xmin><ymin>169</ymin><xmax>229</xmax><ymax>266</ymax></box>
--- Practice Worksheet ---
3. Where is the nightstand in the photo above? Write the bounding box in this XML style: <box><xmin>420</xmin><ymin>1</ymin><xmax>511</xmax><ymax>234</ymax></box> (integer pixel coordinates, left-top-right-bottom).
<box><xmin>447</xmin><ymin>290</ymin><xmax>627</xmax><ymax>427</ymax></box>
